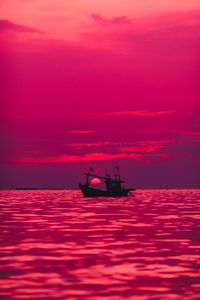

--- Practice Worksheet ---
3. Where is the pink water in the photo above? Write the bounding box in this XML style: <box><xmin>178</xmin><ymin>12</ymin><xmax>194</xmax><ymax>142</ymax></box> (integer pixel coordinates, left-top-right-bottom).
<box><xmin>0</xmin><ymin>190</ymin><xmax>200</xmax><ymax>300</ymax></box>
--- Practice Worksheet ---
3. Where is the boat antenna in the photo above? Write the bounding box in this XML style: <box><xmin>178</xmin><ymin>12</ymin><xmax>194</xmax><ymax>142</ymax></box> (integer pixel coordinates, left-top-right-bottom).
<box><xmin>113</xmin><ymin>161</ymin><xmax>117</xmax><ymax>180</ymax></box>
<box><xmin>86</xmin><ymin>167</ymin><xmax>94</xmax><ymax>184</ymax></box>
<box><xmin>105</xmin><ymin>168</ymin><xmax>109</xmax><ymax>177</ymax></box>
<box><xmin>116</xmin><ymin>165</ymin><xmax>120</xmax><ymax>181</ymax></box>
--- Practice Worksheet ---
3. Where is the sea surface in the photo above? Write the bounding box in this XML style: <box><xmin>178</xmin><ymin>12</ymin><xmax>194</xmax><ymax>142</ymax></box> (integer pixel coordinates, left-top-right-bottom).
<box><xmin>0</xmin><ymin>189</ymin><xmax>200</xmax><ymax>300</ymax></box>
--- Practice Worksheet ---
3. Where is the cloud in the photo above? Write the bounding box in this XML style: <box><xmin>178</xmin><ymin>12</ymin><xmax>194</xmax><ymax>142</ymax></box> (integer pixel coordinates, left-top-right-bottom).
<box><xmin>183</xmin><ymin>131</ymin><xmax>200</xmax><ymax>136</ymax></box>
<box><xmin>68</xmin><ymin>142</ymin><xmax>119</xmax><ymax>148</ymax></box>
<box><xmin>67</xmin><ymin>130</ymin><xmax>96</xmax><ymax>134</ymax></box>
<box><xmin>91</xmin><ymin>14</ymin><xmax>131</xmax><ymax>26</ymax></box>
<box><xmin>85</xmin><ymin>10</ymin><xmax>200</xmax><ymax>58</ymax></box>
<box><xmin>66</xmin><ymin>140</ymin><xmax>175</xmax><ymax>157</ymax></box>
<box><xmin>0</xmin><ymin>19</ymin><xmax>43</xmax><ymax>34</ymax></box>
<box><xmin>103</xmin><ymin>110</ymin><xmax>175</xmax><ymax>117</ymax></box>
<box><xmin>119</xmin><ymin>140</ymin><xmax>174</xmax><ymax>153</ymax></box>
<box><xmin>11</xmin><ymin>139</ymin><xmax>175</xmax><ymax>165</ymax></box>
<box><xmin>14</xmin><ymin>152</ymin><xmax>141</xmax><ymax>164</ymax></box>
<box><xmin>156</xmin><ymin>153</ymin><xmax>177</xmax><ymax>159</ymax></box>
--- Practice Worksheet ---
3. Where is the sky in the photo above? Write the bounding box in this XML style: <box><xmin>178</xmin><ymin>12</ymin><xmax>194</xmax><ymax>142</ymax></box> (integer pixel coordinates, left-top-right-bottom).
<box><xmin>0</xmin><ymin>0</ymin><xmax>200</xmax><ymax>189</ymax></box>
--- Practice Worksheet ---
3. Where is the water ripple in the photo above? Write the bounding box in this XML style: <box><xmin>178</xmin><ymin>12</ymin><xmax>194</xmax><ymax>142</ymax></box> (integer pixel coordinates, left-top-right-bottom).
<box><xmin>0</xmin><ymin>189</ymin><xmax>200</xmax><ymax>299</ymax></box>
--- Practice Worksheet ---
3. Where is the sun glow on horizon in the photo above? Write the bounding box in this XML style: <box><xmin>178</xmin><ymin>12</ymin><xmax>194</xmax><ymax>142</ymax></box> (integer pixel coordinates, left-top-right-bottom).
<box><xmin>90</xmin><ymin>178</ymin><xmax>102</xmax><ymax>185</ymax></box>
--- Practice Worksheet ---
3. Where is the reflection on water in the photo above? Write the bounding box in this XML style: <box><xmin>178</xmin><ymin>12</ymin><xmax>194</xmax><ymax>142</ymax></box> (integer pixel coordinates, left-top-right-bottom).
<box><xmin>0</xmin><ymin>189</ymin><xmax>200</xmax><ymax>299</ymax></box>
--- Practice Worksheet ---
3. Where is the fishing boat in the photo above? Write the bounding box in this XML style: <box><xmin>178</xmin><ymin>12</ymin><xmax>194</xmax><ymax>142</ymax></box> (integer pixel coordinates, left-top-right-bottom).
<box><xmin>79</xmin><ymin>167</ymin><xmax>135</xmax><ymax>197</ymax></box>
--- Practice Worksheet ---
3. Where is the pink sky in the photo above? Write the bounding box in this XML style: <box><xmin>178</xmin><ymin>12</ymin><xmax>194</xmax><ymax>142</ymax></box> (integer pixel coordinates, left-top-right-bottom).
<box><xmin>0</xmin><ymin>1</ymin><xmax>200</xmax><ymax>188</ymax></box>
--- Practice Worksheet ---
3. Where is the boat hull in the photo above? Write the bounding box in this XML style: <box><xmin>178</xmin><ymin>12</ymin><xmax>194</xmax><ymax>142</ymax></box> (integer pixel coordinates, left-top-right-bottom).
<box><xmin>79</xmin><ymin>184</ymin><xmax>134</xmax><ymax>197</ymax></box>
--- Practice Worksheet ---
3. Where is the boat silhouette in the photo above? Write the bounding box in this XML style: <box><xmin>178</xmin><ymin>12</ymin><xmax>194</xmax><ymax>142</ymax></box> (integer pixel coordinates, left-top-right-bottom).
<box><xmin>79</xmin><ymin>167</ymin><xmax>135</xmax><ymax>197</ymax></box>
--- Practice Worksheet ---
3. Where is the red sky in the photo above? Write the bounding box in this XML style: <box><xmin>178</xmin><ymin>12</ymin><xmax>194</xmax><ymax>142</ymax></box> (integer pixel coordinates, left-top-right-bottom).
<box><xmin>0</xmin><ymin>0</ymin><xmax>200</xmax><ymax>188</ymax></box>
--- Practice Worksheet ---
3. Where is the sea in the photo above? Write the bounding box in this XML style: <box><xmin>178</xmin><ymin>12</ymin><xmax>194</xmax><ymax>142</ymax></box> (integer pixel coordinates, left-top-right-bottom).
<box><xmin>0</xmin><ymin>189</ymin><xmax>200</xmax><ymax>300</ymax></box>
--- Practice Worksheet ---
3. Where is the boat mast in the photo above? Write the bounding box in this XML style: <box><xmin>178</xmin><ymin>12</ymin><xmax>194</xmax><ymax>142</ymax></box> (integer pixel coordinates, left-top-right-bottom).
<box><xmin>86</xmin><ymin>167</ymin><xmax>94</xmax><ymax>184</ymax></box>
<box><xmin>84</xmin><ymin>167</ymin><xmax>124</xmax><ymax>183</ymax></box>
<box><xmin>113</xmin><ymin>162</ymin><xmax>118</xmax><ymax>181</ymax></box>
<box><xmin>116</xmin><ymin>166</ymin><xmax>121</xmax><ymax>181</ymax></box>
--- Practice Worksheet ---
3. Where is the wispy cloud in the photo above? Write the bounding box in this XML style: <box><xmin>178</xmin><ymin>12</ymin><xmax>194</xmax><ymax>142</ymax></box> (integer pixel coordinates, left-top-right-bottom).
<box><xmin>67</xmin><ymin>130</ymin><xmax>96</xmax><ymax>134</ymax></box>
<box><xmin>103</xmin><ymin>110</ymin><xmax>175</xmax><ymax>117</ymax></box>
<box><xmin>91</xmin><ymin>14</ymin><xmax>131</xmax><ymax>26</ymax></box>
<box><xmin>156</xmin><ymin>153</ymin><xmax>177</xmax><ymax>159</ymax></box>
<box><xmin>12</xmin><ymin>139</ymin><xmax>175</xmax><ymax>164</ymax></box>
<box><xmin>119</xmin><ymin>140</ymin><xmax>174</xmax><ymax>153</ymax></box>
<box><xmin>15</xmin><ymin>152</ymin><xmax>141</xmax><ymax>164</ymax></box>
<box><xmin>85</xmin><ymin>10</ymin><xmax>200</xmax><ymax>58</ymax></box>
<box><xmin>183</xmin><ymin>130</ymin><xmax>200</xmax><ymax>136</ymax></box>
<box><xmin>0</xmin><ymin>19</ymin><xmax>43</xmax><ymax>34</ymax></box>
<box><xmin>68</xmin><ymin>140</ymin><xmax>174</xmax><ymax>152</ymax></box>
<box><xmin>68</xmin><ymin>141</ymin><xmax>119</xmax><ymax>148</ymax></box>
